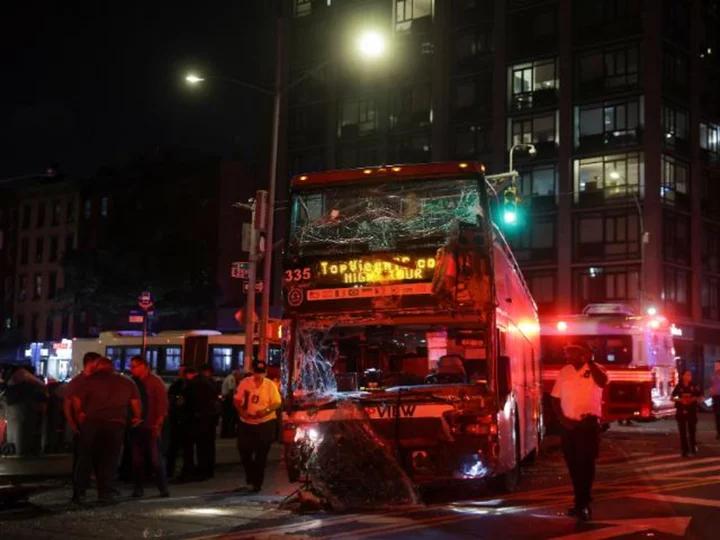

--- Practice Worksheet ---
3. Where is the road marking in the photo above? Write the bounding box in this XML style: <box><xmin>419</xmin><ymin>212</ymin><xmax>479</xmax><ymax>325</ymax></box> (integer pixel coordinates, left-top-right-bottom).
<box><xmin>652</xmin><ymin>463</ymin><xmax>720</xmax><ymax>477</ymax></box>
<box><xmin>639</xmin><ymin>456</ymin><xmax>720</xmax><ymax>472</ymax></box>
<box><xmin>629</xmin><ymin>492</ymin><xmax>720</xmax><ymax>508</ymax></box>
<box><xmin>549</xmin><ymin>517</ymin><xmax>691</xmax><ymax>540</ymax></box>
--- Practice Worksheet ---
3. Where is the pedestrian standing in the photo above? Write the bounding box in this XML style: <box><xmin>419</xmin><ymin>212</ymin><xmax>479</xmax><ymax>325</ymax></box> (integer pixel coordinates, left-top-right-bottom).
<box><xmin>235</xmin><ymin>359</ymin><xmax>282</xmax><ymax>493</ymax></box>
<box><xmin>711</xmin><ymin>362</ymin><xmax>720</xmax><ymax>441</ymax></box>
<box><xmin>551</xmin><ymin>342</ymin><xmax>608</xmax><ymax>522</ymax></box>
<box><xmin>60</xmin><ymin>352</ymin><xmax>101</xmax><ymax>476</ymax></box>
<box><xmin>200</xmin><ymin>363</ymin><xmax>221</xmax><ymax>477</ymax></box>
<box><xmin>165</xmin><ymin>365</ymin><xmax>188</xmax><ymax>478</ymax></box>
<box><xmin>221</xmin><ymin>370</ymin><xmax>239</xmax><ymax>438</ymax></box>
<box><xmin>71</xmin><ymin>357</ymin><xmax>142</xmax><ymax>504</ymax></box>
<box><xmin>177</xmin><ymin>367</ymin><xmax>217</xmax><ymax>482</ymax></box>
<box><xmin>129</xmin><ymin>356</ymin><xmax>170</xmax><ymax>498</ymax></box>
<box><xmin>672</xmin><ymin>370</ymin><xmax>702</xmax><ymax>457</ymax></box>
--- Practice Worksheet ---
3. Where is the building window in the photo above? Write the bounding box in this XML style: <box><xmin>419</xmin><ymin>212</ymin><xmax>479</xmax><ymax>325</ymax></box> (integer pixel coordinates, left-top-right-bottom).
<box><xmin>66</xmin><ymin>200</ymin><xmax>76</xmax><ymax>223</ymax></box>
<box><xmin>18</xmin><ymin>275</ymin><xmax>27</xmax><ymax>302</ymax></box>
<box><xmin>389</xmin><ymin>132</ymin><xmax>431</xmax><ymax>163</ymax></box>
<box><xmin>289</xmin><ymin>150</ymin><xmax>325</xmax><ymax>176</ymax></box>
<box><xmin>293</xmin><ymin>0</ymin><xmax>311</xmax><ymax>17</ymax></box>
<box><xmin>573</xmin><ymin>265</ymin><xmax>640</xmax><ymax>312</ymax></box>
<box><xmin>30</xmin><ymin>313</ymin><xmax>38</xmax><ymax>341</ymax></box>
<box><xmin>45</xmin><ymin>316</ymin><xmax>54</xmax><ymax>342</ymax></box>
<box><xmin>702</xmin><ymin>224</ymin><xmax>720</xmax><ymax>273</ymax></box>
<box><xmin>49</xmin><ymin>236</ymin><xmax>59</xmax><ymax>262</ymax></box>
<box><xmin>48</xmin><ymin>271</ymin><xmax>57</xmax><ymax>300</ymax></box>
<box><xmin>509</xmin><ymin>111</ymin><xmax>558</xmax><ymax>148</ymax></box>
<box><xmin>508</xmin><ymin>58</ymin><xmax>558</xmax><ymax>111</ymax></box>
<box><xmin>33</xmin><ymin>274</ymin><xmax>43</xmax><ymax>300</ymax></box>
<box><xmin>455</xmin><ymin>27</ymin><xmax>493</xmax><ymax>63</ymax></box>
<box><xmin>700</xmin><ymin>121</ymin><xmax>720</xmax><ymax>160</ymax></box>
<box><xmin>574</xmin><ymin>211</ymin><xmax>640</xmax><ymax>262</ymax></box>
<box><xmin>35</xmin><ymin>237</ymin><xmax>44</xmax><ymax>263</ymax></box>
<box><xmin>662</xmin><ymin>105</ymin><xmax>689</xmax><ymax>148</ymax></box>
<box><xmin>663</xmin><ymin>48</ymin><xmax>689</xmax><ymax>93</ymax></box>
<box><xmin>3</xmin><ymin>276</ymin><xmax>11</xmax><ymax>302</ymax></box>
<box><xmin>51</xmin><ymin>200</ymin><xmax>61</xmax><ymax>226</ymax></box>
<box><xmin>660</xmin><ymin>155</ymin><xmax>689</xmax><ymax>208</ymax></box>
<box><xmin>505</xmin><ymin>215</ymin><xmax>556</xmax><ymax>263</ymax></box>
<box><xmin>65</xmin><ymin>234</ymin><xmax>74</xmax><ymax>254</ymax></box>
<box><xmin>663</xmin><ymin>266</ymin><xmax>690</xmax><ymax>316</ymax></box>
<box><xmin>20</xmin><ymin>237</ymin><xmax>29</xmax><ymax>265</ymax></box>
<box><xmin>454</xmin><ymin>80</ymin><xmax>476</xmax><ymax>109</ymax></box>
<box><xmin>395</xmin><ymin>0</ymin><xmax>433</xmax><ymax>33</ymax></box>
<box><xmin>574</xmin><ymin>152</ymin><xmax>644</xmax><ymax>203</ymax></box>
<box><xmin>390</xmin><ymin>84</ymin><xmax>431</xmax><ymax>129</ymax></box>
<box><xmin>577</xmin><ymin>44</ymin><xmax>640</xmax><ymax>94</ymax></box>
<box><xmin>702</xmin><ymin>275</ymin><xmax>720</xmax><ymax>321</ymax></box>
<box><xmin>61</xmin><ymin>314</ymin><xmax>69</xmax><ymax>337</ymax></box>
<box><xmin>525</xmin><ymin>271</ymin><xmax>556</xmax><ymax>313</ymax></box>
<box><xmin>663</xmin><ymin>212</ymin><xmax>691</xmax><ymax>265</ymax></box>
<box><xmin>337</xmin><ymin>146</ymin><xmax>379</xmax><ymax>169</ymax></box>
<box><xmin>575</xmin><ymin>0</ymin><xmax>641</xmax><ymax>29</ymax></box>
<box><xmin>338</xmin><ymin>99</ymin><xmax>377</xmax><ymax>138</ymax></box>
<box><xmin>21</xmin><ymin>204</ymin><xmax>31</xmax><ymax>230</ymax></box>
<box><xmin>16</xmin><ymin>313</ymin><xmax>25</xmax><ymax>332</ymax></box>
<box><xmin>36</xmin><ymin>202</ymin><xmax>46</xmax><ymax>228</ymax></box>
<box><xmin>84</xmin><ymin>199</ymin><xmax>92</xmax><ymax>220</ymax></box>
<box><xmin>518</xmin><ymin>166</ymin><xmax>557</xmax><ymax>201</ymax></box>
<box><xmin>100</xmin><ymin>196</ymin><xmax>109</xmax><ymax>217</ymax></box>
<box><xmin>574</xmin><ymin>98</ymin><xmax>642</xmax><ymax>150</ymax></box>
<box><xmin>454</xmin><ymin>125</ymin><xmax>488</xmax><ymax>158</ymax></box>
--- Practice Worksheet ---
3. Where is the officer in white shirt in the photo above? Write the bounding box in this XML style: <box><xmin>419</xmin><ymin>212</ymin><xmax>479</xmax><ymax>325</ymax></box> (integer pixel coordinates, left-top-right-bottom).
<box><xmin>234</xmin><ymin>359</ymin><xmax>282</xmax><ymax>492</ymax></box>
<box><xmin>551</xmin><ymin>341</ymin><xmax>608</xmax><ymax>522</ymax></box>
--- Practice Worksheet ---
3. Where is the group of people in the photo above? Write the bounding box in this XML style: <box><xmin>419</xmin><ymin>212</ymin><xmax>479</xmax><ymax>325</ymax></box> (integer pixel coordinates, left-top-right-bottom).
<box><xmin>552</xmin><ymin>342</ymin><xmax>720</xmax><ymax>524</ymax></box>
<box><xmin>61</xmin><ymin>352</ymin><xmax>282</xmax><ymax>504</ymax></box>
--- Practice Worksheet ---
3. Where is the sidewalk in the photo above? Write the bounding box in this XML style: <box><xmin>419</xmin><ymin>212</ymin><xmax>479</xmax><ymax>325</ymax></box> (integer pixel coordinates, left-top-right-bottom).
<box><xmin>0</xmin><ymin>440</ymin><xmax>298</xmax><ymax>539</ymax></box>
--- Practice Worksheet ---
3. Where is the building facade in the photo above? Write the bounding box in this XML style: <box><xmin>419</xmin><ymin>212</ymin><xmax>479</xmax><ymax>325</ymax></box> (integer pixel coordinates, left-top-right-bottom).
<box><xmin>282</xmin><ymin>0</ymin><xmax>720</xmax><ymax>387</ymax></box>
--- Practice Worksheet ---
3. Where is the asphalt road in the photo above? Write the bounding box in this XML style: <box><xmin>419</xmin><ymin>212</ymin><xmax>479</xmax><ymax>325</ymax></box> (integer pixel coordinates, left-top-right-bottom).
<box><xmin>1</xmin><ymin>417</ymin><xmax>719</xmax><ymax>539</ymax></box>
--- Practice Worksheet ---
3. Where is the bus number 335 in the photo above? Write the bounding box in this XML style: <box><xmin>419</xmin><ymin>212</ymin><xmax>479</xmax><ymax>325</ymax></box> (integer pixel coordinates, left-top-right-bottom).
<box><xmin>284</xmin><ymin>268</ymin><xmax>312</xmax><ymax>282</ymax></box>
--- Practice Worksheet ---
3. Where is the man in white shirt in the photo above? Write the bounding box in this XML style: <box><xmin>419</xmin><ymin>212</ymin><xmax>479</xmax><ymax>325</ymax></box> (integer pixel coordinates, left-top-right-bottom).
<box><xmin>551</xmin><ymin>342</ymin><xmax>608</xmax><ymax>522</ymax></box>
<box><xmin>234</xmin><ymin>360</ymin><xmax>282</xmax><ymax>492</ymax></box>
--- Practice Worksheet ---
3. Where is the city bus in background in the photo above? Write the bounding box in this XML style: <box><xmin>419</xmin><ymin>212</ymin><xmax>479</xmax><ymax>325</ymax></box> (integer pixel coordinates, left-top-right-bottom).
<box><xmin>281</xmin><ymin>162</ymin><xmax>541</xmax><ymax>490</ymax></box>
<box><xmin>539</xmin><ymin>303</ymin><xmax>678</xmax><ymax>428</ymax></box>
<box><xmin>70</xmin><ymin>326</ymin><xmax>282</xmax><ymax>382</ymax></box>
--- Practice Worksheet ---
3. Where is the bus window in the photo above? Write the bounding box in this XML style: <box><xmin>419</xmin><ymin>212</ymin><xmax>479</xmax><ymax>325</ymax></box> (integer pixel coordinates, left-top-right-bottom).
<box><xmin>146</xmin><ymin>348</ymin><xmax>159</xmax><ymax>371</ymax></box>
<box><xmin>106</xmin><ymin>347</ymin><xmax>122</xmax><ymax>371</ymax></box>
<box><xmin>269</xmin><ymin>347</ymin><xmax>282</xmax><ymax>367</ymax></box>
<box><xmin>210</xmin><ymin>346</ymin><xmax>233</xmax><ymax>375</ymax></box>
<box><xmin>237</xmin><ymin>349</ymin><xmax>245</xmax><ymax>372</ymax></box>
<box><xmin>164</xmin><ymin>347</ymin><xmax>182</xmax><ymax>373</ymax></box>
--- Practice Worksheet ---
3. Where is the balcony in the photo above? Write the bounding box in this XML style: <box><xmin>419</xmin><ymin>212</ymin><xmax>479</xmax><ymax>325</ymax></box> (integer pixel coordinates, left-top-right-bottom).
<box><xmin>510</xmin><ymin>88</ymin><xmax>558</xmax><ymax>113</ymax></box>
<box><xmin>576</xmin><ymin>184</ymin><xmax>641</xmax><ymax>207</ymax></box>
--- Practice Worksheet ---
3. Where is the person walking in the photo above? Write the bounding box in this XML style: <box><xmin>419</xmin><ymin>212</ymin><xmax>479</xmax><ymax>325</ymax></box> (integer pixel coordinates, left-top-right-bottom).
<box><xmin>551</xmin><ymin>342</ymin><xmax>608</xmax><ymax>522</ymax></box>
<box><xmin>235</xmin><ymin>359</ymin><xmax>282</xmax><ymax>493</ymax></box>
<box><xmin>711</xmin><ymin>362</ymin><xmax>720</xmax><ymax>440</ymax></box>
<box><xmin>165</xmin><ymin>365</ymin><xmax>188</xmax><ymax>478</ymax></box>
<box><xmin>71</xmin><ymin>357</ymin><xmax>142</xmax><ymax>504</ymax></box>
<box><xmin>129</xmin><ymin>356</ymin><xmax>170</xmax><ymax>498</ymax></box>
<box><xmin>672</xmin><ymin>370</ymin><xmax>702</xmax><ymax>457</ymax></box>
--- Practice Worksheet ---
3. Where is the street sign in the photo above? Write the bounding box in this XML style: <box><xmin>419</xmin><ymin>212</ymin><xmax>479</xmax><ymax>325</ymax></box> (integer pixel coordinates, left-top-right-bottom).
<box><xmin>231</xmin><ymin>261</ymin><xmax>251</xmax><ymax>279</ymax></box>
<box><xmin>129</xmin><ymin>309</ymin><xmax>153</xmax><ymax>323</ymax></box>
<box><xmin>243</xmin><ymin>281</ymin><xmax>264</xmax><ymax>292</ymax></box>
<box><xmin>137</xmin><ymin>291</ymin><xmax>154</xmax><ymax>311</ymax></box>
<box><xmin>129</xmin><ymin>315</ymin><xmax>144</xmax><ymax>323</ymax></box>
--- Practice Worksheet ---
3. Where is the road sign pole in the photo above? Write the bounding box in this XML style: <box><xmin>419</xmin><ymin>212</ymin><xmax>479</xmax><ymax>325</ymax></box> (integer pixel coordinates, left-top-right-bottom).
<box><xmin>142</xmin><ymin>312</ymin><xmax>148</xmax><ymax>358</ymax></box>
<box><xmin>243</xmin><ymin>195</ymin><xmax>259</xmax><ymax>367</ymax></box>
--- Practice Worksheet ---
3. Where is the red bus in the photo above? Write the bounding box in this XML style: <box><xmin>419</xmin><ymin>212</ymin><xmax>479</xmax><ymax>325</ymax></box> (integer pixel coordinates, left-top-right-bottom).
<box><xmin>540</xmin><ymin>304</ymin><xmax>678</xmax><ymax>427</ymax></box>
<box><xmin>281</xmin><ymin>162</ymin><xmax>541</xmax><ymax>490</ymax></box>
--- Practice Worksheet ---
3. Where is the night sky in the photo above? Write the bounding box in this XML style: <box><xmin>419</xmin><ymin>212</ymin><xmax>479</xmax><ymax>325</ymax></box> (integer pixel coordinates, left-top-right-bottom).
<box><xmin>0</xmin><ymin>1</ymin><xmax>277</xmax><ymax>178</ymax></box>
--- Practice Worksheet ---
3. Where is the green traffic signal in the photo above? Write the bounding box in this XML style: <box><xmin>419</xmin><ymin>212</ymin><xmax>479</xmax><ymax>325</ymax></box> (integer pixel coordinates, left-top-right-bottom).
<box><xmin>502</xmin><ymin>186</ymin><xmax>519</xmax><ymax>226</ymax></box>
<box><xmin>503</xmin><ymin>208</ymin><xmax>518</xmax><ymax>225</ymax></box>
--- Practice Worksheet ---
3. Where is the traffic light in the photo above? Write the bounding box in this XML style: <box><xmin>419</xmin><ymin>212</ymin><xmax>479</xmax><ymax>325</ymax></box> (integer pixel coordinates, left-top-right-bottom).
<box><xmin>502</xmin><ymin>186</ymin><xmax>519</xmax><ymax>225</ymax></box>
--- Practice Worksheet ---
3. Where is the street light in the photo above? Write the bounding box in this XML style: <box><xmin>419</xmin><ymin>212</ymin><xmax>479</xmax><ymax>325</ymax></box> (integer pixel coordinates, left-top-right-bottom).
<box><xmin>183</xmin><ymin>26</ymin><xmax>388</xmax><ymax>362</ymax></box>
<box><xmin>486</xmin><ymin>143</ymin><xmax>536</xmax><ymax>227</ymax></box>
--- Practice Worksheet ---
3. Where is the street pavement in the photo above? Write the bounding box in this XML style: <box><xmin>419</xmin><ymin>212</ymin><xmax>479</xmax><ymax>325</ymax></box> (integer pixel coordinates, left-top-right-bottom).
<box><xmin>1</xmin><ymin>417</ymin><xmax>719</xmax><ymax>539</ymax></box>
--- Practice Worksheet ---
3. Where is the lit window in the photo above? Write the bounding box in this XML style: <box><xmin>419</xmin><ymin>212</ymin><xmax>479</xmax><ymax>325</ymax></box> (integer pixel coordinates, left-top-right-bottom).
<box><xmin>101</xmin><ymin>196</ymin><xmax>108</xmax><ymax>217</ymax></box>
<box><xmin>294</xmin><ymin>0</ymin><xmax>311</xmax><ymax>17</ymax></box>
<box><xmin>661</xmin><ymin>155</ymin><xmax>689</xmax><ymax>206</ymax></box>
<box><xmin>339</xmin><ymin>99</ymin><xmax>377</xmax><ymax>137</ymax></box>
<box><xmin>574</xmin><ymin>152</ymin><xmax>644</xmax><ymax>202</ymax></box>
<box><xmin>509</xmin><ymin>112</ymin><xmax>558</xmax><ymax>148</ymax></box>
<box><xmin>575</xmin><ymin>98</ymin><xmax>642</xmax><ymax>150</ymax></box>
<box><xmin>509</xmin><ymin>58</ymin><xmax>558</xmax><ymax>111</ymax></box>
<box><xmin>396</xmin><ymin>0</ymin><xmax>433</xmax><ymax>32</ymax></box>
<box><xmin>700</xmin><ymin>121</ymin><xmax>720</xmax><ymax>159</ymax></box>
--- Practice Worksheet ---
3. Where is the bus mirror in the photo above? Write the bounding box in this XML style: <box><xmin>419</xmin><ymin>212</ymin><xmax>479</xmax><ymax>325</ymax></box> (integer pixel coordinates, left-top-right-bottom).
<box><xmin>497</xmin><ymin>355</ymin><xmax>512</xmax><ymax>402</ymax></box>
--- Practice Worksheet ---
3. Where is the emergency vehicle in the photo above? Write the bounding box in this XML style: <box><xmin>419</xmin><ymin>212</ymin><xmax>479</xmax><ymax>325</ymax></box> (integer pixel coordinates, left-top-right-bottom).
<box><xmin>540</xmin><ymin>304</ymin><xmax>678</xmax><ymax>426</ymax></box>
<box><xmin>281</xmin><ymin>162</ymin><xmax>541</xmax><ymax>490</ymax></box>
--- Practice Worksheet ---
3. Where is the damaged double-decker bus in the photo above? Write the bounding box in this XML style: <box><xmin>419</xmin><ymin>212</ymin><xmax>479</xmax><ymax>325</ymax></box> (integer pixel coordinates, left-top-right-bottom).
<box><xmin>280</xmin><ymin>162</ymin><xmax>541</xmax><ymax>492</ymax></box>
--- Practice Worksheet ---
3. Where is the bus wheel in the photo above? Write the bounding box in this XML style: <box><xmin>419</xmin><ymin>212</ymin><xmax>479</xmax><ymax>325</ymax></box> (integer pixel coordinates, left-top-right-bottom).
<box><xmin>489</xmin><ymin>416</ymin><xmax>521</xmax><ymax>493</ymax></box>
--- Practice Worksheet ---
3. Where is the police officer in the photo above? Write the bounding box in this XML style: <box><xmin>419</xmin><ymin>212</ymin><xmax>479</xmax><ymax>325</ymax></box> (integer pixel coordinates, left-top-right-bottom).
<box><xmin>551</xmin><ymin>342</ymin><xmax>608</xmax><ymax>522</ymax></box>
<box><xmin>672</xmin><ymin>370</ymin><xmax>702</xmax><ymax>457</ymax></box>
<box><xmin>234</xmin><ymin>359</ymin><xmax>282</xmax><ymax>492</ymax></box>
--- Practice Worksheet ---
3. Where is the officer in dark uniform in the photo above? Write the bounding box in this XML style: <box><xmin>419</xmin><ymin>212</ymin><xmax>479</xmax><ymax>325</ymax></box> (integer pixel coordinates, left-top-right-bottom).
<box><xmin>672</xmin><ymin>370</ymin><xmax>702</xmax><ymax>457</ymax></box>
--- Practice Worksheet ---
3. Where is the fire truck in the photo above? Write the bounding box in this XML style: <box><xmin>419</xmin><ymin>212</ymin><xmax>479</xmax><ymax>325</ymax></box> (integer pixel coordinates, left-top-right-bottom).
<box><xmin>280</xmin><ymin>162</ymin><xmax>541</xmax><ymax>490</ymax></box>
<box><xmin>540</xmin><ymin>304</ymin><xmax>679</xmax><ymax>427</ymax></box>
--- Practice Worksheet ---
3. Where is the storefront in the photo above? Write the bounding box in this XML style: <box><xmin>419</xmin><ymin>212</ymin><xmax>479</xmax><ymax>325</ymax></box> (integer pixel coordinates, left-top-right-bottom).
<box><xmin>23</xmin><ymin>339</ymin><xmax>73</xmax><ymax>381</ymax></box>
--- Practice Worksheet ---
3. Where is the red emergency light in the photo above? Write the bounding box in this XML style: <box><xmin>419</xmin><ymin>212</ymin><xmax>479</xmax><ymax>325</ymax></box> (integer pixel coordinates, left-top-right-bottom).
<box><xmin>291</xmin><ymin>162</ymin><xmax>486</xmax><ymax>189</ymax></box>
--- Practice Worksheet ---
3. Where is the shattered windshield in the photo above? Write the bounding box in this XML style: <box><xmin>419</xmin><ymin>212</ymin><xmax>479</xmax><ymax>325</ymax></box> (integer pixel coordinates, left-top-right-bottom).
<box><xmin>289</xmin><ymin>178</ymin><xmax>484</xmax><ymax>256</ymax></box>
